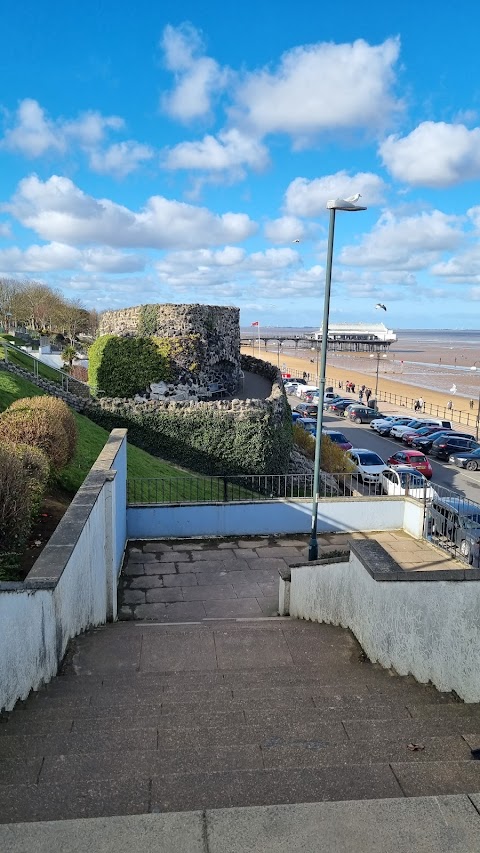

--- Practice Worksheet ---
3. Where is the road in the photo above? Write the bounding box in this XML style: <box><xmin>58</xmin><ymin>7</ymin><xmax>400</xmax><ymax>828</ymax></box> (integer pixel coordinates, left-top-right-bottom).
<box><xmin>289</xmin><ymin>394</ymin><xmax>480</xmax><ymax>504</ymax></box>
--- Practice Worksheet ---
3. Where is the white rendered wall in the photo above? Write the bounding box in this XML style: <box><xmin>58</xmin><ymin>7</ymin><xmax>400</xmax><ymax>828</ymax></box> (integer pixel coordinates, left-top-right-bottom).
<box><xmin>289</xmin><ymin>554</ymin><xmax>480</xmax><ymax>702</ymax></box>
<box><xmin>0</xmin><ymin>430</ymin><xmax>127</xmax><ymax>712</ymax></box>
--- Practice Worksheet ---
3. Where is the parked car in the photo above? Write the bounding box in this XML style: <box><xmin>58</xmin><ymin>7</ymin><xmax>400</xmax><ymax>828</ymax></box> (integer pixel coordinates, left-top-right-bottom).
<box><xmin>449</xmin><ymin>447</ymin><xmax>480</xmax><ymax>471</ymax></box>
<box><xmin>430</xmin><ymin>435</ymin><xmax>480</xmax><ymax>461</ymax></box>
<box><xmin>370</xmin><ymin>414</ymin><xmax>405</xmax><ymax>431</ymax></box>
<box><xmin>412</xmin><ymin>430</ymin><xmax>474</xmax><ymax>453</ymax></box>
<box><xmin>347</xmin><ymin>449</ymin><xmax>388</xmax><ymax>484</ymax></box>
<box><xmin>328</xmin><ymin>399</ymin><xmax>358</xmax><ymax>416</ymax></box>
<box><xmin>291</xmin><ymin>411</ymin><xmax>303</xmax><ymax>423</ymax></box>
<box><xmin>294</xmin><ymin>403</ymin><xmax>318</xmax><ymax>418</ymax></box>
<box><xmin>299</xmin><ymin>385</ymin><xmax>319</xmax><ymax>399</ymax></box>
<box><xmin>402</xmin><ymin>425</ymin><xmax>450</xmax><ymax>446</ymax></box>
<box><xmin>387</xmin><ymin>449</ymin><xmax>433</xmax><ymax>479</ymax></box>
<box><xmin>322</xmin><ymin>429</ymin><xmax>352</xmax><ymax>450</ymax></box>
<box><xmin>429</xmin><ymin>496</ymin><xmax>480</xmax><ymax>562</ymax></box>
<box><xmin>347</xmin><ymin>406</ymin><xmax>384</xmax><ymax>424</ymax></box>
<box><xmin>376</xmin><ymin>416</ymin><xmax>413</xmax><ymax>436</ymax></box>
<box><xmin>342</xmin><ymin>403</ymin><xmax>368</xmax><ymax>419</ymax></box>
<box><xmin>390</xmin><ymin>418</ymin><xmax>442</xmax><ymax>440</ymax></box>
<box><xmin>380</xmin><ymin>466</ymin><xmax>433</xmax><ymax>499</ymax></box>
<box><xmin>295</xmin><ymin>417</ymin><xmax>317</xmax><ymax>436</ymax></box>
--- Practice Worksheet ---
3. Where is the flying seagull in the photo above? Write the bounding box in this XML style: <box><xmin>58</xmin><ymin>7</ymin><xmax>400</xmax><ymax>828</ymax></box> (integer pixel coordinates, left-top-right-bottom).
<box><xmin>292</xmin><ymin>239</ymin><xmax>301</xmax><ymax>243</ymax></box>
<box><xmin>375</xmin><ymin>303</ymin><xmax>387</xmax><ymax>311</ymax></box>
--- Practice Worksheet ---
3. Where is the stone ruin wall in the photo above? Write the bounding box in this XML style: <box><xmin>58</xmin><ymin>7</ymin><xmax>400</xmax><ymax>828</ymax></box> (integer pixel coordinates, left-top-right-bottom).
<box><xmin>99</xmin><ymin>304</ymin><xmax>241</xmax><ymax>392</ymax></box>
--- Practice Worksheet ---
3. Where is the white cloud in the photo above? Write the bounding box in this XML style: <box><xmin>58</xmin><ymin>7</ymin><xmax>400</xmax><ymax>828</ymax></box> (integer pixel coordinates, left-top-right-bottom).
<box><xmin>89</xmin><ymin>141</ymin><xmax>154</xmax><ymax>177</ymax></box>
<box><xmin>264</xmin><ymin>216</ymin><xmax>305</xmax><ymax>243</ymax></box>
<box><xmin>380</xmin><ymin>122</ymin><xmax>480</xmax><ymax>187</ymax></box>
<box><xmin>284</xmin><ymin>171</ymin><xmax>386</xmax><ymax>216</ymax></box>
<box><xmin>0</xmin><ymin>221</ymin><xmax>11</xmax><ymax>238</ymax></box>
<box><xmin>6</xmin><ymin>175</ymin><xmax>257</xmax><ymax>249</ymax></box>
<box><xmin>431</xmin><ymin>246</ymin><xmax>480</xmax><ymax>283</ymax></box>
<box><xmin>0</xmin><ymin>242</ymin><xmax>145</xmax><ymax>273</ymax></box>
<box><xmin>160</xmin><ymin>23</ymin><xmax>228</xmax><ymax>122</ymax></box>
<box><xmin>2</xmin><ymin>99</ymin><xmax>65</xmax><ymax>157</ymax></box>
<box><xmin>163</xmin><ymin>128</ymin><xmax>268</xmax><ymax>176</ymax></box>
<box><xmin>340</xmin><ymin>210</ymin><xmax>463</xmax><ymax>270</ymax></box>
<box><xmin>1</xmin><ymin>99</ymin><xmax>151</xmax><ymax>177</ymax></box>
<box><xmin>233</xmin><ymin>37</ymin><xmax>401</xmax><ymax>142</ymax></box>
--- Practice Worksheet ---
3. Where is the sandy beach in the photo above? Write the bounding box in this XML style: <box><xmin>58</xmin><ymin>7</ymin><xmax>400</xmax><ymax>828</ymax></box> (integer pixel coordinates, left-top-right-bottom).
<box><xmin>242</xmin><ymin>345</ymin><xmax>480</xmax><ymax>430</ymax></box>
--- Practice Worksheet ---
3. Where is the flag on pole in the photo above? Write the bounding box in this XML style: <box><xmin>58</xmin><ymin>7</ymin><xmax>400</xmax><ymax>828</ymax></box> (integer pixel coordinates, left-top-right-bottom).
<box><xmin>251</xmin><ymin>321</ymin><xmax>259</xmax><ymax>326</ymax></box>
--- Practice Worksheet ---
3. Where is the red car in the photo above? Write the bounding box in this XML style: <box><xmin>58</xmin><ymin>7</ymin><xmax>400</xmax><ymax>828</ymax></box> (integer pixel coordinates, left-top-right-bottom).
<box><xmin>387</xmin><ymin>450</ymin><xmax>433</xmax><ymax>479</ymax></box>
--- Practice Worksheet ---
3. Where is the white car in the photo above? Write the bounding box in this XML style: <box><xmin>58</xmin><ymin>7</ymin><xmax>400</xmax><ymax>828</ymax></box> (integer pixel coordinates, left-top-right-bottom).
<box><xmin>370</xmin><ymin>414</ymin><xmax>407</xmax><ymax>432</ymax></box>
<box><xmin>390</xmin><ymin>419</ymin><xmax>430</xmax><ymax>440</ymax></box>
<box><xmin>347</xmin><ymin>448</ymin><xmax>389</xmax><ymax>484</ymax></box>
<box><xmin>299</xmin><ymin>385</ymin><xmax>319</xmax><ymax>398</ymax></box>
<box><xmin>380</xmin><ymin>466</ymin><xmax>434</xmax><ymax>499</ymax></box>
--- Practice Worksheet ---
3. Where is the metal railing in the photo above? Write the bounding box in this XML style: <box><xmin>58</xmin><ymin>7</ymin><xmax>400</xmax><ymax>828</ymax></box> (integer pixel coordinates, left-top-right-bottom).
<box><xmin>424</xmin><ymin>481</ymin><xmax>480</xmax><ymax>567</ymax></box>
<box><xmin>0</xmin><ymin>340</ymin><xmax>101</xmax><ymax>398</ymax></box>
<box><xmin>127</xmin><ymin>472</ymin><xmax>390</xmax><ymax>504</ymax></box>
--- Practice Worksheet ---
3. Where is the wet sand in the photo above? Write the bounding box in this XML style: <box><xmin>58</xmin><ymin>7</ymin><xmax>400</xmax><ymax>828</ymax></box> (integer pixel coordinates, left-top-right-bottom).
<box><xmin>242</xmin><ymin>345</ymin><xmax>480</xmax><ymax>422</ymax></box>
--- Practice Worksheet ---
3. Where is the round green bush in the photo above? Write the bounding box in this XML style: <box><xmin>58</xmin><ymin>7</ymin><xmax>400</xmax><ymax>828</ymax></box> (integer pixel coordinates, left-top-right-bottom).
<box><xmin>0</xmin><ymin>408</ymin><xmax>69</xmax><ymax>470</ymax></box>
<box><xmin>0</xmin><ymin>444</ymin><xmax>33</xmax><ymax>554</ymax></box>
<box><xmin>10</xmin><ymin>396</ymin><xmax>77</xmax><ymax>461</ymax></box>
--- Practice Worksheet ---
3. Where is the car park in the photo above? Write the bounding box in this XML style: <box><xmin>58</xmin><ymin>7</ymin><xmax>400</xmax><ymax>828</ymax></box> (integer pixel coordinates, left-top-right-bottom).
<box><xmin>430</xmin><ymin>435</ymin><xmax>480</xmax><ymax>461</ymax></box>
<box><xmin>412</xmin><ymin>430</ymin><xmax>474</xmax><ymax>453</ymax></box>
<box><xmin>449</xmin><ymin>447</ymin><xmax>480</xmax><ymax>471</ymax></box>
<box><xmin>428</xmin><ymin>496</ymin><xmax>480</xmax><ymax>563</ymax></box>
<box><xmin>386</xmin><ymin>449</ymin><xmax>433</xmax><ymax>479</ymax></box>
<box><xmin>380</xmin><ymin>466</ymin><xmax>433</xmax><ymax>499</ymax></box>
<box><xmin>294</xmin><ymin>402</ymin><xmax>318</xmax><ymax>418</ymax></box>
<box><xmin>347</xmin><ymin>449</ymin><xmax>388</xmax><ymax>484</ymax></box>
<box><xmin>347</xmin><ymin>406</ymin><xmax>384</xmax><ymax>424</ymax></box>
<box><xmin>322</xmin><ymin>429</ymin><xmax>352</xmax><ymax>450</ymax></box>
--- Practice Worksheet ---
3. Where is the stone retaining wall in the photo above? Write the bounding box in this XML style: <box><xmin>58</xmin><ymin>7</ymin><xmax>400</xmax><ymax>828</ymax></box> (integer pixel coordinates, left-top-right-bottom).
<box><xmin>0</xmin><ymin>362</ymin><xmax>88</xmax><ymax>411</ymax></box>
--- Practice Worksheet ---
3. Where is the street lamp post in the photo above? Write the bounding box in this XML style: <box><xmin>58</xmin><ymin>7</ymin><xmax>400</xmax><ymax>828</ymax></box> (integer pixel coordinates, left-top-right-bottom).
<box><xmin>370</xmin><ymin>352</ymin><xmax>388</xmax><ymax>401</ymax></box>
<box><xmin>471</xmin><ymin>363</ymin><xmax>480</xmax><ymax>441</ymax></box>
<box><xmin>308</xmin><ymin>195</ymin><xmax>367</xmax><ymax>561</ymax></box>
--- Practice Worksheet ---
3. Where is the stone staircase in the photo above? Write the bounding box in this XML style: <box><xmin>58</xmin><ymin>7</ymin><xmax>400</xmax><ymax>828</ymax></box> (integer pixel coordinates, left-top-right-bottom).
<box><xmin>2</xmin><ymin>616</ymin><xmax>480</xmax><ymax>824</ymax></box>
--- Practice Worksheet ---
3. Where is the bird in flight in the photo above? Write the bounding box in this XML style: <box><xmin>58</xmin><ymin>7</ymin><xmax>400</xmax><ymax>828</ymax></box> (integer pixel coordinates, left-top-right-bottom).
<box><xmin>375</xmin><ymin>303</ymin><xmax>387</xmax><ymax>311</ymax></box>
<box><xmin>292</xmin><ymin>239</ymin><xmax>300</xmax><ymax>243</ymax></box>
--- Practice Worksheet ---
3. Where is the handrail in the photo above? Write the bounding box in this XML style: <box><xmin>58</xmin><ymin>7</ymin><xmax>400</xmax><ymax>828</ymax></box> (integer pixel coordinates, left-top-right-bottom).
<box><xmin>0</xmin><ymin>340</ymin><xmax>102</xmax><ymax>397</ymax></box>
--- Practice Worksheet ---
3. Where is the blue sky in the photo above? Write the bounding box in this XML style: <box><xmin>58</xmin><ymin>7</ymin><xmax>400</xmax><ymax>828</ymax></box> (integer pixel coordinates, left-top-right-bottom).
<box><xmin>1</xmin><ymin>0</ymin><xmax>480</xmax><ymax>329</ymax></box>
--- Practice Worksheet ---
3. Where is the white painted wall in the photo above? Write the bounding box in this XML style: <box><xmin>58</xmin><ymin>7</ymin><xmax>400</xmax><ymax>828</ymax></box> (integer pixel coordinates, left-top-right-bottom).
<box><xmin>0</xmin><ymin>430</ymin><xmax>128</xmax><ymax>712</ymax></box>
<box><xmin>127</xmin><ymin>497</ymin><xmax>406</xmax><ymax>539</ymax></box>
<box><xmin>289</xmin><ymin>553</ymin><xmax>480</xmax><ymax>702</ymax></box>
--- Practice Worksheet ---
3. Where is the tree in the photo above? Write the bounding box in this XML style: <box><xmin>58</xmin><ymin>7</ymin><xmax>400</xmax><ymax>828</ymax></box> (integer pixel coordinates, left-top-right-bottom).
<box><xmin>61</xmin><ymin>345</ymin><xmax>77</xmax><ymax>370</ymax></box>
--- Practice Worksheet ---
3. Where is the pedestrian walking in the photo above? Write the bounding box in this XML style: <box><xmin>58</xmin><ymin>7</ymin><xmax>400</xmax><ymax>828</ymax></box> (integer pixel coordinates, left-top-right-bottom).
<box><xmin>365</xmin><ymin>388</ymin><xmax>371</xmax><ymax>404</ymax></box>
<box><xmin>418</xmin><ymin>397</ymin><xmax>424</xmax><ymax>411</ymax></box>
<box><xmin>351</xmin><ymin>382</ymin><xmax>355</xmax><ymax>393</ymax></box>
<box><xmin>359</xmin><ymin>389</ymin><xmax>364</xmax><ymax>402</ymax></box>
<box><xmin>361</xmin><ymin>384</ymin><xmax>365</xmax><ymax>393</ymax></box>
<box><xmin>470</xmin><ymin>399</ymin><xmax>475</xmax><ymax>410</ymax></box>
<box><xmin>447</xmin><ymin>399</ymin><xmax>453</xmax><ymax>411</ymax></box>
<box><xmin>414</xmin><ymin>399</ymin><xmax>421</xmax><ymax>413</ymax></box>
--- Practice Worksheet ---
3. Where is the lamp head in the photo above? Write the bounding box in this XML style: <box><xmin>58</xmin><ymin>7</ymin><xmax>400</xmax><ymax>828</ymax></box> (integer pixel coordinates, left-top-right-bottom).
<box><xmin>326</xmin><ymin>196</ymin><xmax>367</xmax><ymax>211</ymax></box>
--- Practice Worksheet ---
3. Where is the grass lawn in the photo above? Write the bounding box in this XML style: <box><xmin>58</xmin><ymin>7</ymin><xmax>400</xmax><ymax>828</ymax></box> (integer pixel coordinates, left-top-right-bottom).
<box><xmin>0</xmin><ymin>369</ymin><xmax>208</xmax><ymax>494</ymax></box>
<box><xmin>0</xmin><ymin>343</ymin><xmax>64</xmax><ymax>383</ymax></box>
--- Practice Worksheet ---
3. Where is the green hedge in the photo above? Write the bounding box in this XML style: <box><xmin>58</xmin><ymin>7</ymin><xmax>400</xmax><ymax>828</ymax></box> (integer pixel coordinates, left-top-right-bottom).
<box><xmin>88</xmin><ymin>335</ymin><xmax>171</xmax><ymax>397</ymax></box>
<box><xmin>87</xmin><ymin>400</ymin><xmax>292</xmax><ymax>476</ymax></box>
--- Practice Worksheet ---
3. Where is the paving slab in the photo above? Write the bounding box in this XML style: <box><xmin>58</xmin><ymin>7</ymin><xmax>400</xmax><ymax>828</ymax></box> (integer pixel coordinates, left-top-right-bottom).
<box><xmin>203</xmin><ymin>598</ymin><xmax>263</xmax><ymax>618</ymax></box>
<box><xmin>0</xmin><ymin>779</ymin><xmax>150</xmax><ymax>824</ymax></box>
<box><xmin>206</xmin><ymin>796</ymin><xmax>480</xmax><ymax>853</ymax></box>
<box><xmin>144</xmin><ymin>562</ymin><xmax>177</xmax><ymax>575</ymax></box>
<box><xmin>0</xmin><ymin>729</ymin><xmax>157</xmax><ymax>758</ymax></box>
<box><xmin>146</xmin><ymin>588</ymin><xmax>183</xmax><ymax>603</ymax></box>
<box><xmin>344</xmin><ymin>718</ymin><xmax>480</xmax><ymax>741</ymax></box>
<box><xmin>139</xmin><ymin>629</ymin><xmax>217</xmax><ymax>672</ymax></box>
<box><xmin>163</xmin><ymin>573</ymin><xmax>198</xmax><ymax>587</ymax></box>
<box><xmin>128</xmin><ymin>575</ymin><xmax>164</xmax><ymax>589</ymax></box>
<box><xmin>0</xmin><ymin>812</ymin><xmax>205</xmax><ymax>853</ymax></box>
<box><xmin>181</xmin><ymin>584</ymin><xmax>236</xmax><ymax>601</ymax></box>
<box><xmin>213</xmin><ymin>628</ymin><xmax>294</xmax><ymax>669</ymax></box>
<box><xmin>151</xmin><ymin>764</ymin><xmax>402</xmax><ymax>812</ymax></box>
<box><xmin>391</xmin><ymin>760</ymin><xmax>480</xmax><ymax>796</ymax></box>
